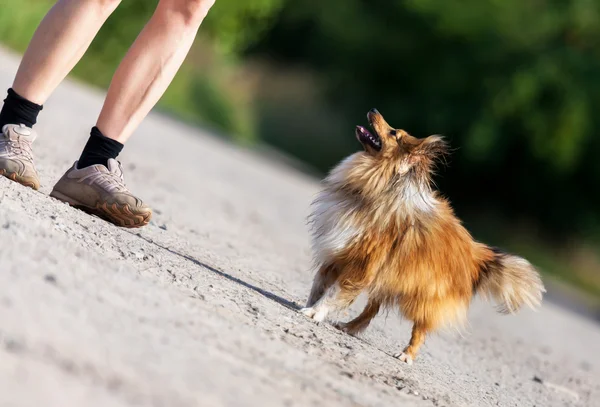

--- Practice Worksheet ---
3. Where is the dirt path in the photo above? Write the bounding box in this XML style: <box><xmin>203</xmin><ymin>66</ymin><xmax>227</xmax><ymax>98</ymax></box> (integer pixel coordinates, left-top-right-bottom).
<box><xmin>1</xmin><ymin>47</ymin><xmax>598</xmax><ymax>407</ymax></box>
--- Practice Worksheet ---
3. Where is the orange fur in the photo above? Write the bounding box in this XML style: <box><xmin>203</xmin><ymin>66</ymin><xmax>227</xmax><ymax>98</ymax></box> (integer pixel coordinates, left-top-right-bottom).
<box><xmin>302</xmin><ymin>109</ymin><xmax>546</xmax><ymax>364</ymax></box>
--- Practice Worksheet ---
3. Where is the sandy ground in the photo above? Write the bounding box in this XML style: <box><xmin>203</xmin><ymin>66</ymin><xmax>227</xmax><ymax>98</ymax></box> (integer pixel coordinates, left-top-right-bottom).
<box><xmin>0</xmin><ymin>47</ymin><xmax>599</xmax><ymax>407</ymax></box>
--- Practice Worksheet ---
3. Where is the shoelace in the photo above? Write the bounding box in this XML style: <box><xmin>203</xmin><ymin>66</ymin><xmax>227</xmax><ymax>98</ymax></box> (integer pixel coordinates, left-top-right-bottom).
<box><xmin>0</xmin><ymin>136</ymin><xmax>34</xmax><ymax>162</ymax></box>
<box><xmin>92</xmin><ymin>169</ymin><xmax>128</xmax><ymax>193</ymax></box>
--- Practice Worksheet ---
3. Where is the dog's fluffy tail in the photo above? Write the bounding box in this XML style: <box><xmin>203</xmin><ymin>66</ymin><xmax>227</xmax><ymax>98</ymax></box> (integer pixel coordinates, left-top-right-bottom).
<box><xmin>476</xmin><ymin>248</ymin><xmax>546</xmax><ymax>314</ymax></box>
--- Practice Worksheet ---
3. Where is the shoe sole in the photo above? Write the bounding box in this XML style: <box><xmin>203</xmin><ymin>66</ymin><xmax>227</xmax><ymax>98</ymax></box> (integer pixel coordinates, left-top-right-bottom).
<box><xmin>50</xmin><ymin>190</ymin><xmax>152</xmax><ymax>228</ymax></box>
<box><xmin>0</xmin><ymin>168</ymin><xmax>40</xmax><ymax>190</ymax></box>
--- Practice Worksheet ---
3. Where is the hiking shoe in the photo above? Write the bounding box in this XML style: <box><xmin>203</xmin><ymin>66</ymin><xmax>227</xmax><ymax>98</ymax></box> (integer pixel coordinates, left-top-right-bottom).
<box><xmin>50</xmin><ymin>158</ymin><xmax>152</xmax><ymax>228</ymax></box>
<box><xmin>0</xmin><ymin>124</ymin><xmax>41</xmax><ymax>190</ymax></box>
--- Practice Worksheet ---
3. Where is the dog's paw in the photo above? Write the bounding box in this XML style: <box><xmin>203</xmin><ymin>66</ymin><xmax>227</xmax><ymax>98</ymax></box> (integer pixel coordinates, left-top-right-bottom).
<box><xmin>333</xmin><ymin>322</ymin><xmax>356</xmax><ymax>335</ymax></box>
<box><xmin>393</xmin><ymin>352</ymin><xmax>414</xmax><ymax>365</ymax></box>
<box><xmin>299</xmin><ymin>307</ymin><xmax>327</xmax><ymax>322</ymax></box>
<box><xmin>300</xmin><ymin>307</ymin><xmax>317</xmax><ymax>318</ymax></box>
<box><xmin>333</xmin><ymin>322</ymin><xmax>348</xmax><ymax>332</ymax></box>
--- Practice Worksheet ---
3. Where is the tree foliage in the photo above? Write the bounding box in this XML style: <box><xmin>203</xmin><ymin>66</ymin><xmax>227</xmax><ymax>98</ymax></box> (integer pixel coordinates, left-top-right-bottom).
<box><xmin>203</xmin><ymin>0</ymin><xmax>286</xmax><ymax>54</ymax></box>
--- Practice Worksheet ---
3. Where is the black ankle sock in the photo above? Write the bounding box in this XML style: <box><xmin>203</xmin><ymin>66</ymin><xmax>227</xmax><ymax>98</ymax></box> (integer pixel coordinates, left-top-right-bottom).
<box><xmin>77</xmin><ymin>127</ymin><xmax>124</xmax><ymax>168</ymax></box>
<box><xmin>0</xmin><ymin>88</ymin><xmax>43</xmax><ymax>129</ymax></box>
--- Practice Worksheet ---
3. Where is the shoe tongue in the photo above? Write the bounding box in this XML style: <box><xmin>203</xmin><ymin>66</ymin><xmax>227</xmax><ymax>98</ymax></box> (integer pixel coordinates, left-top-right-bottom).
<box><xmin>106</xmin><ymin>158</ymin><xmax>123</xmax><ymax>178</ymax></box>
<box><xmin>3</xmin><ymin>124</ymin><xmax>37</xmax><ymax>142</ymax></box>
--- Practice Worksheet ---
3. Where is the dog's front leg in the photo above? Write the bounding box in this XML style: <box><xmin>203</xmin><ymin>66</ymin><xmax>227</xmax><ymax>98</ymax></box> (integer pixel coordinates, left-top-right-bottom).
<box><xmin>300</xmin><ymin>282</ymin><xmax>342</xmax><ymax>322</ymax></box>
<box><xmin>302</xmin><ymin>262</ymin><xmax>377</xmax><ymax>323</ymax></box>
<box><xmin>305</xmin><ymin>263</ymin><xmax>339</xmax><ymax>308</ymax></box>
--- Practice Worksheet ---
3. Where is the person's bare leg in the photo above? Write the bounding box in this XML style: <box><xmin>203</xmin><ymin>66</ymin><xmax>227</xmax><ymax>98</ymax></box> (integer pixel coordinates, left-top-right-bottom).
<box><xmin>96</xmin><ymin>0</ymin><xmax>215</xmax><ymax>143</ymax></box>
<box><xmin>13</xmin><ymin>0</ymin><xmax>122</xmax><ymax>105</ymax></box>
<box><xmin>50</xmin><ymin>0</ymin><xmax>214</xmax><ymax>227</ymax></box>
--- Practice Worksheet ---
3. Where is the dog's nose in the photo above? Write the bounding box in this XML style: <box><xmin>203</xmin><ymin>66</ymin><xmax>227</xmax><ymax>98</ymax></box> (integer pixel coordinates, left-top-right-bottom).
<box><xmin>370</xmin><ymin>108</ymin><xmax>379</xmax><ymax>114</ymax></box>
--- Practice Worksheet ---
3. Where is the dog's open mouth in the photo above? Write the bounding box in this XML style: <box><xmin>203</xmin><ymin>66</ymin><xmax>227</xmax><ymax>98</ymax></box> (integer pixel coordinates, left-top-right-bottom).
<box><xmin>356</xmin><ymin>125</ymin><xmax>381</xmax><ymax>151</ymax></box>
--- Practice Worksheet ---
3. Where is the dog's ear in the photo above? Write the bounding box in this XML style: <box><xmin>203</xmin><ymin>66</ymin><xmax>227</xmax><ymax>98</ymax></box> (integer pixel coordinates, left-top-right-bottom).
<box><xmin>395</xmin><ymin>130</ymin><xmax>420</xmax><ymax>147</ymax></box>
<box><xmin>419</xmin><ymin>135</ymin><xmax>447</xmax><ymax>155</ymax></box>
<box><xmin>408</xmin><ymin>135</ymin><xmax>448</xmax><ymax>167</ymax></box>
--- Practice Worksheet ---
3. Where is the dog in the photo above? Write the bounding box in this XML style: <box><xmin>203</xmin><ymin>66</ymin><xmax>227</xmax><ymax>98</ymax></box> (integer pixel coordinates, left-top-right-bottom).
<box><xmin>301</xmin><ymin>109</ymin><xmax>545</xmax><ymax>365</ymax></box>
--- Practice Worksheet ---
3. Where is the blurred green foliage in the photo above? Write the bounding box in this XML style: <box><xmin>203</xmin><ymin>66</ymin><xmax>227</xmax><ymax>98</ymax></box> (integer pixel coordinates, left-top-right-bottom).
<box><xmin>203</xmin><ymin>0</ymin><xmax>286</xmax><ymax>54</ymax></box>
<box><xmin>0</xmin><ymin>1</ymin><xmax>50</xmax><ymax>50</ymax></box>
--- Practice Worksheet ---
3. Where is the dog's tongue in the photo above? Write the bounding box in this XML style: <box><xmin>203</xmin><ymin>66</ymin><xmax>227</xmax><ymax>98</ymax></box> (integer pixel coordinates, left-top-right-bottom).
<box><xmin>356</xmin><ymin>125</ymin><xmax>371</xmax><ymax>136</ymax></box>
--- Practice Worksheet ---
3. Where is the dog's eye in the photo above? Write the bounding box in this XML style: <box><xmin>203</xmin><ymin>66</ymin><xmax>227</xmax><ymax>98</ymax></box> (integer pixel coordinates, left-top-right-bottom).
<box><xmin>390</xmin><ymin>130</ymin><xmax>397</xmax><ymax>136</ymax></box>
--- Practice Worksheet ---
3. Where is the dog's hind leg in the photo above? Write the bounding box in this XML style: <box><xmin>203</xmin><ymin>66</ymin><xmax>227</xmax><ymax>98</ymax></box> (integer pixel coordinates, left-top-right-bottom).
<box><xmin>335</xmin><ymin>299</ymin><xmax>381</xmax><ymax>335</ymax></box>
<box><xmin>394</xmin><ymin>322</ymin><xmax>430</xmax><ymax>365</ymax></box>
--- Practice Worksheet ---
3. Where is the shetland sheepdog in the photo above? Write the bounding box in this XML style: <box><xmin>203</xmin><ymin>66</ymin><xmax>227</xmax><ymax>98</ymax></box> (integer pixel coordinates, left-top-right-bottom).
<box><xmin>301</xmin><ymin>109</ymin><xmax>545</xmax><ymax>365</ymax></box>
